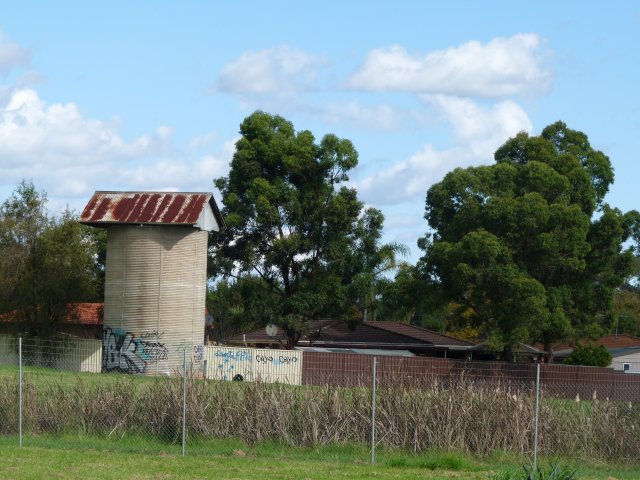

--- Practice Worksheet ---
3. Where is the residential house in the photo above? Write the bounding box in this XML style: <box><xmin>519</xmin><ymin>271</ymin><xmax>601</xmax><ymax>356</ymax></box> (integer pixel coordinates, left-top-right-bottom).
<box><xmin>548</xmin><ymin>334</ymin><xmax>640</xmax><ymax>372</ymax></box>
<box><xmin>225</xmin><ymin>319</ymin><xmax>475</xmax><ymax>358</ymax></box>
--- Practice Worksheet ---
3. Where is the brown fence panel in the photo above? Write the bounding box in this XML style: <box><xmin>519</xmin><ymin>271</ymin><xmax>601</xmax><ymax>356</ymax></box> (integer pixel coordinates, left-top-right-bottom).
<box><xmin>541</xmin><ymin>364</ymin><xmax>640</xmax><ymax>402</ymax></box>
<box><xmin>301</xmin><ymin>351</ymin><xmax>640</xmax><ymax>401</ymax></box>
<box><xmin>301</xmin><ymin>351</ymin><xmax>372</xmax><ymax>387</ymax></box>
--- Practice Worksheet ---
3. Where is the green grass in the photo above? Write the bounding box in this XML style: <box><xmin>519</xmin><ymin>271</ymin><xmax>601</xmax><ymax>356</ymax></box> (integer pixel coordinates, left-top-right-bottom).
<box><xmin>1</xmin><ymin>436</ymin><xmax>640</xmax><ymax>479</ymax></box>
<box><xmin>0</xmin><ymin>363</ymin><xmax>162</xmax><ymax>389</ymax></box>
<box><xmin>1</xmin><ymin>364</ymin><xmax>640</xmax><ymax>476</ymax></box>
<box><xmin>0</xmin><ymin>436</ymin><xmax>488</xmax><ymax>480</ymax></box>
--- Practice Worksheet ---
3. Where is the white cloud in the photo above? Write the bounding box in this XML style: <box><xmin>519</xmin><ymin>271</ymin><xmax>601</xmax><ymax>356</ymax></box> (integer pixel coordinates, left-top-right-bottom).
<box><xmin>0</xmin><ymin>30</ymin><xmax>30</xmax><ymax>75</ymax></box>
<box><xmin>0</xmin><ymin>89</ymin><xmax>157</xmax><ymax>169</ymax></box>
<box><xmin>322</xmin><ymin>101</ymin><xmax>413</xmax><ymax>130</ymax></box>
<box><xmin>422</xmin><ymin>95</ymin><xmax>533</xmax><ymax>156</ymax></box>
<box><xmin>356</xmin><ymin>145</ymin><xmax>470</xmax><ymax>205</ymax></box>
<box><xmin>187</xmin><ymin>130</ymin><xmax>218</xmax><ymax>151</ymax></box>
<box><xmin>217</xmin><ymin>45</ymin><xmax>325</xmax><ymax>94</ymax></box>
<box><xmin>221</xmin><ymin>137</ymin><xmax>239</xmax><ymax>159</ymax></box>
<box><xmin>346</xmin><ymin>34</ymin><xmax>551</xmax><ymax>98</ymax></box>
<box><xmin>122</xmin><ymin>154</ymin><xmax>227</xmax><ymax>191</ymax></box>
<box><xmin>0</xmin><ymin>88</ymin><xmax>232</xmax><ymax>205</ymax></box>
<box><xmin>355</xmin><ymin>97</ymin><xmax>532</xmax><ymax>205</ymax></box>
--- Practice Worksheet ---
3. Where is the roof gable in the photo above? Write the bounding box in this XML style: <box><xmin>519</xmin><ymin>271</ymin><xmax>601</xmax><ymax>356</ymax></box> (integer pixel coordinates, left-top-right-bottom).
<box><xmin>79</xmin><ymin>191</ymin><xmax>224</xmax><ymax>231</ymax></box>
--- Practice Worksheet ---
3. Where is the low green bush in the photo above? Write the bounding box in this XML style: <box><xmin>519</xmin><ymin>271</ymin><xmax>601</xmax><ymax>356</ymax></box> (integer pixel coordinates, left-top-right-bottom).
<box><xmin>495</xmin><ymin>463</ymin><xmax>578</xmax><ymax>480</ymax></box>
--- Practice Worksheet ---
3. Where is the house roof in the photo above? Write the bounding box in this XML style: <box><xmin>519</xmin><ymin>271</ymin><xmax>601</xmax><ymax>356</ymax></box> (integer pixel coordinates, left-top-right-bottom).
<box><xmin>67</xmin><ymin>303</ymin><xmax>104</xmax><ymax>325</ymax></box>
<box><xmin>549</xmin><ymin>334</ymin><xmax>640</xmax><ymax>355</ymax></box>
<box><xmin>0</xmin><ymin>303</ymin><xmax>104</xmax><ymax>326</ymax></box>
<box><xmin>226</xmin><ymin>320</ymin><xmax>474</xmax><ymax>350</ymax></box>
<box><xmin>228</xmin><ymin>319</ymin><xmax>336</xmax><ymax>345</ymax></box>
<box><xmin>365</xmin><ymin>321</ymin><xmax>472</xmax><ymax>347</ymax></box>
<box><xmin>296</xmin><ymin>347</ymin><xmax>416</xmax><ymax>357</ymax></box>
<box><xmin>609</xmin><ymin>347</ymin><xmax>640</xmax><ymax>358</ymax></box>
<box><xmin>79</xmin><ymin>191</ymin><xmax>224</xmax><ymax>231</ymax></box>
<box><xmin>470</xmin><ymin>341</ymin><xmax>544</xmax><ymax>355</ymax></box>
<box><xmin>2</xmin><ymin>302</ymin><xmax>210</xmax><ymax>326</ymax></box>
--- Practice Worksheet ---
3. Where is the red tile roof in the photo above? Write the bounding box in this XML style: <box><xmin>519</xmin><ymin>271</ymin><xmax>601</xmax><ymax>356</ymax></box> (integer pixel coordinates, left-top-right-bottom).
<box><xmin>66</xmin><ymin>303</ymin><xmax>104</xmax><ymax>325</ymax></box>
<box><xmin>2</xmin><ymin>302</ymin><xmax>209</xmax><ymax>327</ymax></box>
<box><xmin>79</xmin><ymin>191</ymin><xmax>223</xmax><ymax>227</ymax></box>
<box><xmin>550</xmin><ymin>334</ymin><xmax>640</xmax><ymax>353</ymax></box>
<box><xmin>0</xmin><ymin>303</ymin><xmax>104</xmax><ymax>325</ymax></box>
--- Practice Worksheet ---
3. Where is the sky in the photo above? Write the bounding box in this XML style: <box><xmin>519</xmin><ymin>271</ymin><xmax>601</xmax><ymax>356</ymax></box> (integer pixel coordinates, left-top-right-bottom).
<box><xmin>0</xmin><ymin>1</ymin><xmax>639</xmax><ymax>261</ymax></box>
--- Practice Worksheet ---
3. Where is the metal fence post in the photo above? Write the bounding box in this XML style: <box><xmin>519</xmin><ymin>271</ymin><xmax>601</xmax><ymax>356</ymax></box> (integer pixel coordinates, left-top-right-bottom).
<box><xmin>19</xmin><ymin>337</ymin><xmax>22</xmax><ymax>447</ymax></box>
<box><xmin>182</xmin><ymin>348</ymin><xmax>187</xmax><ymax>458</ymax></box>
<box><xmin>532</xmin><ymin>360</ymin><xmax>541</xmax><ymax>477</ymax></box>
<box><xmin>371</xmin><ymin>356</ymin><xmax>377</xmax><ymax>466</ymax></box>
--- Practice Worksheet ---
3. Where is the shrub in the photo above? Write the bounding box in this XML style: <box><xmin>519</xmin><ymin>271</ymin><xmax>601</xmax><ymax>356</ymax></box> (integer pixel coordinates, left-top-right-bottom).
<box><xmin>563</xmin><ymin>343</ymin><xmax>612</xmax><ymax>367</ymax></box>
<box><xmin>494</xmin><ymin>463</ymin><xmax>578</xmax><ymax>480</ymax></box>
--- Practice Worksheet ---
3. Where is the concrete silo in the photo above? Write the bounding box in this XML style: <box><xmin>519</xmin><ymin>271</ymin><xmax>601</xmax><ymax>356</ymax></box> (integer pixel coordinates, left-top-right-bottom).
<box><xmin>80</xmin><ymin>192</ymin><xmax>224</xmax><ymax>374</ymax></box>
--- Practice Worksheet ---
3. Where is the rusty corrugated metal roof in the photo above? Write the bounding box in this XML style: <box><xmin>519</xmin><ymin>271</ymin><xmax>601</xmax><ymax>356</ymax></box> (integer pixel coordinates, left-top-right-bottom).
<box><xmin>79</xmin><ymin>191</ymin><xmax>223</xmax><ymax>227</ymax></box>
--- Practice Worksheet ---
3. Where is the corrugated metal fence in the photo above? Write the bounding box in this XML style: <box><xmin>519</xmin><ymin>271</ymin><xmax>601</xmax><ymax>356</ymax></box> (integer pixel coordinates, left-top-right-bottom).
<box><xmin>0</xmin><ymin>334</ymin><xmax>102</xmax><ymax>373</ymax></box>
<box><xmin>204</xmin><ymin>346</ymin><xmax>302</xmax><ymax>385</ymax></box>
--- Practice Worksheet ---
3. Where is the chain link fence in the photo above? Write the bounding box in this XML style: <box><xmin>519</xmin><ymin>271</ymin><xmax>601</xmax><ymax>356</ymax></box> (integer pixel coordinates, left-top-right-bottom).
<box><xmin>1</xmin><ymin>335</ymin><xmax>639</xmax><ymax>464</ymax></box>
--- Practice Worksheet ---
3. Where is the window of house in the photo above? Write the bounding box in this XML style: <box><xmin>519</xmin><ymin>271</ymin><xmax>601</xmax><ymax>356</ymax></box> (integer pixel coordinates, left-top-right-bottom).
<box><xmin>623</xmin><ymin>363</ymin><xmax>630</xmax><ymax>372</ymax></box>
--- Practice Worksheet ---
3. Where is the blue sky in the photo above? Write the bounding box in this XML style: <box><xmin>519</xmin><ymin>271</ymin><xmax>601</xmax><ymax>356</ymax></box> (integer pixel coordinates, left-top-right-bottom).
<box><xmin>1</xmin><ymin>1</ymin><xmax>638</xmax><ymax>260</ymax></box>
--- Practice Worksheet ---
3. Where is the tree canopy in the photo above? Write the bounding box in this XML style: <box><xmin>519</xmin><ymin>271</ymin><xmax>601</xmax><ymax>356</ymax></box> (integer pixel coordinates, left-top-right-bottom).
<box><xmin>210</xmin><ymin>111</ymin><xmax>399</xmax><ymax>347</ymax></box>
<box><xmin>420</xmin><ymin>122</ymin><xmax>639</xmax><ymax>360</ymax></box>
<box><xmin>0</xmin><ymin>181</ymin><xmax>103</xmax><ymax>337</ymax></box>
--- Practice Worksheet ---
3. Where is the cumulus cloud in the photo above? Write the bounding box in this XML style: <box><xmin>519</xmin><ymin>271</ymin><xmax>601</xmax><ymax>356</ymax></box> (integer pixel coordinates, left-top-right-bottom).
<box><xmin>355</xmin><ymin>97</ymin><xmax>532</xmax><ymax>205</ymax></box>
<box><xmin>216</xmin><ymin>45</ymin><xmax>325</xmax><ymax>94</ymax></box>
<box><xmin>356</xmin><ymin>145</ymin><xmax>471</xmax><ymax>205</ymax></box>
<box><xmin>346</xmin><ymin>34</ymin><xmax>551</xmax><ymax>98</ymax></box>
<box><xmin>122</xmin><ymin>154</ymin><xmax>227</xmax><ymax>191</ymax></box>
<box><xmin>0</xmin><ymin>30</ymin><xmax>30</xmax><ymax>75</ymax></box>
<box><xmin>321</xmin><ymin>101</ymin><xmax>426</xmax><ymax>130</ymax></box>
<box><xmin>0</xmin><ymin>88</ymin><xmax>231</xmax><ymax>205</ymax></box>
<box><xmin>0</xmin><ymin>89</ymin><xmax>157</xmax><ymax>169</ymax></box>
<box><xmin>422</xmin><ymin>95</ymin><xmax>533</xmax><ymax>155</ymax></box>
<box><xmin>187</xmin><ymin>130</ymin><xmax>218</xmax><ymax>151</ymax></box>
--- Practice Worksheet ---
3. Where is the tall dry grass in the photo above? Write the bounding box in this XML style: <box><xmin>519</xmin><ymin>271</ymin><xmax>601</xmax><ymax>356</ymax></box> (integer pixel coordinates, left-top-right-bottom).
<box><xmin>0</xmin><ymin>374</ymin><xmax>638</xmax><ymax>461</ymax></box>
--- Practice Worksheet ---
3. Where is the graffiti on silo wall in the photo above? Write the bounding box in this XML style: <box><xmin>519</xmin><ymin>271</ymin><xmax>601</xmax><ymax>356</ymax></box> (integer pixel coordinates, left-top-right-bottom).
<box><xmin>205</xmin><ymin>346</ymin><xmax>302</xmax><ymax>385</ymax></box>
<box><xmin>102</xmin><ymin>328</ymin><xmax>137</xmax><ymax>373</ymax></box>
<box><xmin>103</xmin><ymin>327</ymin><xmax>206</xmax><ymax>374</ymax></box>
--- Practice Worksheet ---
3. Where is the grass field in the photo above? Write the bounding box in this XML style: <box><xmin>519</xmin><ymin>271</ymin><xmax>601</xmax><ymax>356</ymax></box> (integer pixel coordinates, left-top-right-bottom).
<box><xmin>1</xmin><ymin>437</ymin><xmax>640</xmax><ymax>480</ymax></box>
<box><xmin>0</xmin><ymin>364</ymin><xmax>159</xmax><ymax>388</ymax></box>
<box><xmin>2</xmin><ymin>364</ymin><xmax>640</xmax><ymax>478</ymax></box>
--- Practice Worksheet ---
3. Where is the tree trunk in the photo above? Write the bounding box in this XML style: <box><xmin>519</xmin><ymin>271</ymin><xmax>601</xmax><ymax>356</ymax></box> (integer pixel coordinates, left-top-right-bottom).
<box><xmin>543</xmin><ymin>337</ymin><xmax>554</xmax><ymax>364</ymax></box>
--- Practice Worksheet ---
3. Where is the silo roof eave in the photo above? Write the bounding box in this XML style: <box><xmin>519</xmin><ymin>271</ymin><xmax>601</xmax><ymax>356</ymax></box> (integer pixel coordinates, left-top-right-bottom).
<box><xmin>81</xmin><ymin>220</ymin><xmax>202</xmax><ymax>227</ymax></box>
<box><xmin>79</xmin><ymin>191</ymin><xmax>224</xmax><ymax>231</ymax></box>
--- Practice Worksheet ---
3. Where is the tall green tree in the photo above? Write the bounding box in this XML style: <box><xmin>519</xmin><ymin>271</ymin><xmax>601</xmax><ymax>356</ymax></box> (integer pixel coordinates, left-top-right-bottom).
<box><xmin>210</xmin><ymin>111</ymin><xmax>392</xmax><ymax>347</ymax></box>
<box><xmin>343</xmin><ymin>207</ymin><xmax>408</xmax><ymax>323</ymax></box>
<box><xmin>0</xmin><ymin>181</ymin><xmax>102</xmax><ymax>337</ymax></box>
<box><xmin>613</xmin><ymin>287</ymin><xmax>640</xmax><ymax>336</ymax></box>
<box><xmin>420</xmin><ymin>122</ymin><xmax>639</xmax><ymax>360</ymax></box>
<box><xmin>206</xmin><ymin>275</ymin><xmax>275</xmax><ymax>343</ymax></box>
